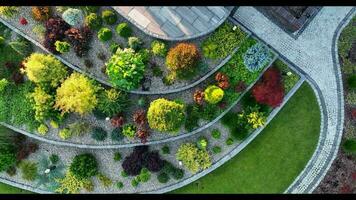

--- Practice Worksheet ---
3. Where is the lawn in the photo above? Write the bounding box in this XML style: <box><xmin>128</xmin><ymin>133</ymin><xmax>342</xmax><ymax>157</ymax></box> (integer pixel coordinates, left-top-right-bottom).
<box><xmin>173</xmin><ymin>82</ymin><xmax>320</xmax><ymax>193</ymax></box>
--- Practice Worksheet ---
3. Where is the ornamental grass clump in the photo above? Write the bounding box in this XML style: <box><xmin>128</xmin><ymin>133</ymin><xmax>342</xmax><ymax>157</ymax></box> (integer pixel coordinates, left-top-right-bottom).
<box><xmin>23</xmin><ymin>53</ymin><xmax>68</xmax><ymax>88</ymax></box>
<box><xmin>106</xmin><ymin>48</ymin><xmax>145</xmax><ymax>91</ymax></box>
<box><xmin>54</xmin><ymin>72</ymin><xmax>98</xmax><ymax>115</ymax></box>
<box><xmin>176</xmin><ymin>143</ymin><xmax>211</xmax><ymax>174</ymax></box>
<box><xmin>147</xmin><ymin>98</ymin><xmax>185</xmax><ymax>133</ymax></box>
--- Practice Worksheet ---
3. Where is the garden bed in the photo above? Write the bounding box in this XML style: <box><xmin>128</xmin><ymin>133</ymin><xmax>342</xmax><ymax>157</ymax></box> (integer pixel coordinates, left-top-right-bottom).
<box><xmin>0</xmin><ymin>6</ymin><xmax>248</xmax><ymax>94</ymax></box>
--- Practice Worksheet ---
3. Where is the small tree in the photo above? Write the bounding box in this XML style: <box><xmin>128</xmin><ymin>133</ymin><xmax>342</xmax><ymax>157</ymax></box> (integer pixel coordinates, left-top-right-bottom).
<box><xmin>55</xmin><ymin>72</ymin><xmax>98</xmax><ymax>115</ymax></box>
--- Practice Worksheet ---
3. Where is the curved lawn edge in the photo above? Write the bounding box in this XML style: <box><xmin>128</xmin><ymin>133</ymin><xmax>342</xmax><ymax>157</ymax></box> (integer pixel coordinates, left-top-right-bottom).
<box><xmin>0</xmin><ymin>17</ymin><xmax>249</xmax><ymax>95</ymax></box>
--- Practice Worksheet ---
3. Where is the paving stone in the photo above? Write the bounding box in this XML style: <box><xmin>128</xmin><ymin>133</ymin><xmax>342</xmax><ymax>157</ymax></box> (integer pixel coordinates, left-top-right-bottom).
<box><xmin>116</xmin><ymin>6</ymin><xmax>134</xmax><ymax>15</ymax></box>
<box><xmin>191</xmin><ymin>6</ymin><xmax>214</xmax><ymax>22</ymax></box>
<box><xmin>160</xmin><ymin>7</ymin><xmax>182</xmax><ymax>25</ymax></box>
<box><xmin>177</xmin><ymin>18</ymin><xmax>199</xmax><ymax>36</ymax></box>
<box><xmin>176</xmin><ymin>6</ymin><xmax>198</xmax><ymax>24</ymax></box>
<box><xmin>161</xmin><ymin>20</ymin><xmax>185</xmax><ymax>38</ymax></box>
<box><xmin>208</xmin><ymin>6</ymin><xmax>227</xmax><ymax>19</ymax></box>
<box><xmin>193</xmin><ymin>17</ymin><xmax>212</xmax><ymax>32</ymax></box>
<box><xmin>128</xmin><ymin>8</ymin><xmax>151</xmax><ymax>28</ymax></box>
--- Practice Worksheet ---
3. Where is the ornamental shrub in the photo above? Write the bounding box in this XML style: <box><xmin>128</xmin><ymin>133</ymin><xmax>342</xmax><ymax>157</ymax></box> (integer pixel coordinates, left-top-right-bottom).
<box><xmin>116</xmin><ymin>22</ymin><xmax>132</xmax><ymax>38</ymax></box>
<box><xmin>157</xmin><ymin>172</ymin><xmax>169</xmax><ymax>183</ymax></box>
<box><xmin>171</xmin><ymin>168</ymin><xmax>184</xmax><ymax>180</ymax></box>
<box><xmin>59</xmin><ymin>128</ymin><xmax>71</xmax><ymax>140</ymax></box>
<box><xmin>212</xmin><ymin>146</ymin><xmax>221</xmax><ymax>154</ymax></box>
<box><xmin>0</xmin><ymin>6</ymin><xmax>18</xmax><ymax>18</ymax></box>
<box><xmin>50</xmin><ymin>120</ymin><xmax>59</xmax><ymax>128</ymax></box>
<box><xmin>37</xmin><ymin>124</ymin><xmax>48</xmax><ymax>135</ymax></box>
<box><xmin>138</xmin><ymin>168</ymin><xmax>151</xmax><ymax>183</ymax></box>
<box><xmin>151</xmin><ymin>40</ymin><xmax>167</xmax><ymax>57</ymax></box>
<box><xmin>343</xmin><ymin>139</ymin><xmax>356</xmax><ymax>154</ymax></box>
<box><xmin>23</xmin><ymin>53</ymin><xmax>68</xmax><ymax>88</ymax></box>
<box><xmin>97</xmin><ymin>173</ymin><xmax>112</xmax><ymax>188</ymax></box>
<box><xmin>243</xmin><ymin>43</ymin><xmax>272</xmax><ymax>72</ymax></box>
<box><xmin>128</xmin><ymin>36</ymin><xmax>142</xmax><ymax>51</ymax></box>
<box><xmin>69</xmin><ymin>153</ymin><xmax>98</xmax><ymax>179</ymax></box>
<box><xmin>80</xmin><ymin>6</ymin><xmax>99</xmax><ymax>15</ymax></box>
<box><xmin>246</xmin><ymin>111</ymin><xmax>266</xmax><ymax>129</ymax></box>
<box><xmin>161</xmin><ymin>146</ymin><xmax>170</xmax><ymax>154</ymax></box>
<box><xmin>32</xmin><ymin>24</ymin><xmax>46</xmax><ymax>40</ymax></box>
<box><xmin>197</xmin><ymin>137</ymin><xmax>208</xmax><ymax>150</ymax></box>
<box><xmin>19</xmin><ymin>161</ymin><xmax>38</xmax><ymax>181</ymax></box>
<box><xmin>111</xmin><ymin>128</ymin><xmax>124</xmax><ymax>142</ymax></box>
<box><xmin>0</xmin><ymin>144</ymin><xmax>16</xmax><ymax>172</ymax></box>
<box><xmin>211</xmin><ymin>129</ymin><xmax>221</xmax><ymax>139</ymax></box>
<box><xmin>97</xmin><ymin>27</ymin><xmax>112</xmax><ymax>41</ymax></box>
<box><xmin>166</xmin><ymin>43</ymin><xmax>200</xmax><ymax>74</ymax></box>
<box><xmin>68</xmin><ymin>122</ymin><xmax>90</xmax><ymax>137</ymax></box>
<box><xmin>49</xmin><ymin>154</ymin><xmax>59</xmax><ymax>164</ymax></box>
<box><xmin>252</xmin><ymin>67</ymin><xmax>285</xmax><ymax>108</ymax></box>
<box><xmin>147</xmin><ymin>98</ymin><xmax>185</xmax><ymax>133</ymax></box>
<box><xmin>101</xmin><ymin>10</ymin><xmax>117</xmax><ymax>25</ymax></box>
<box><xmin>9</xmin><ymin>38</ymin><xmax>33</xmax><ymax>57</ymax></box>
<box><xmin>0</xmin><ymin>36</ymin><xmax>5</xmax><ymax>47</ymax></box>
<box><xmin>176</xmin><ymin>143</ymin><xmax>211</xmax><ymax>174</ymax></box>
<box><xmin>97</xmin><ymin>88</ymin><xmax>129</xmax><ymax>117</ymax></box>
<box><xmin>122</xmin><ymin>123</ymin><xmax>136</xmax><ymax>138</ymax></box>
<box><xmin>31</xmin><ymin>6</ymin><xmax>50</xmax><ymax>21</ymax></box>
<box><xmin>114</xmin><ymin>152</ymin><xmax>122</xmax><ymax>161</ymax></box>
<box><xmin>106</xmin><ymin>48</ymin><xmax>146</xmax><ymax>91</ymax></box>
<box><xmin>109</xmin><ymin>42</ymin><xmax>120</xmax><ymax>54</ymax></box>
<box><xmin>91</xmin><ymin>127</ymin><xmax>108</xmax><ymax>141</ymax></box>
<box><xmin>43</xmin><ymin>17</ymin><xmax>71</xmax><ymax>54</ymax></box>
<box><xmin>55</xmin><ymin>72</ymin><xmax>98</xmax><ymax>115</ymax></box>
<box><xmin>55</xmin><ymin>171</ymin><xmax>92</xmax><ymax>194</ymax></box>
<box><xmin>65</xmin><ymin>27</ymin><xmax>92</xmax><ymax>57</ymax></box>
<box><xmin>85</xmin><ymin>13</ymin><xmax>102</xmax><ymax>30</ymax></box>
<box><xmin>116</xmin><ymin>181</ymin><xmax>124</xmax><ymax>189</ymax></box>
<box><xmin>226</xmin><ymin>138</ymin><xmax>234</xmax><ymax>145</ymax></box>
<box><xmin>0</xmin><ymin>79</ymin><xmax>9</xmax><ymax>93</ymax></box>
<box><xmin>204</xmin><ymin>85</ymin><xmax>224</xmax><ymax>104</ymax></box>
<box><xmin>347</xmin><ymin>74</ymin><xmax>356</xmax><ymax>89</ymax></box>
<box><xmin>54</xmin><ymin>41</ymin><xmax>70</xmax><ymax>54</ymax></box>
<box><xmin>62</xmin><ymin>8</ymin><xmax>84</xmax><ymax>27</ymax></box>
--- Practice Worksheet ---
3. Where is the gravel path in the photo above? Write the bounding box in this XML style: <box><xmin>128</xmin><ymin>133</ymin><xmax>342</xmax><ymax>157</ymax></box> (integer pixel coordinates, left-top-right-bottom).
<box><xmin>233</xmin><ymin>6</ymin><xmax>354</xmax><ymax>193</ymax></box>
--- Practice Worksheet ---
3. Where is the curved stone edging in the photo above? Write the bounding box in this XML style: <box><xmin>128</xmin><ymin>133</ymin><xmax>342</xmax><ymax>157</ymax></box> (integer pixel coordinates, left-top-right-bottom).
<box><xmin>0</xmin><ymin>55</ymin><xmax>276</xmax><ymax>149</ymax></box>
<box><xmin>112</xmin><ymin>7</ymin><xmax>232</xmax><ymax>42</ymax></box>
<box><xmin>284</xmin><ymin>8</ymin><xmax>355</xmax><ymax>193</ymax></box>
<box><xmin>0</xmin><ymin>17</ymin><xmax>249</xmax><ymax>95</ymax></box>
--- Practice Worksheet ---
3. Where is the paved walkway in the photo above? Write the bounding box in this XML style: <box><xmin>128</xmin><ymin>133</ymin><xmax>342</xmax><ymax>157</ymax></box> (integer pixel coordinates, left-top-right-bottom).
<box><xmin>233</xmin><ymin>6</ymin><xmax>354</xmax><ymax>193</ymax></box>
<box><xmin>112</xmin><ymin>6</ymin><xmax>233</xmax><ymax>41</ymax></box>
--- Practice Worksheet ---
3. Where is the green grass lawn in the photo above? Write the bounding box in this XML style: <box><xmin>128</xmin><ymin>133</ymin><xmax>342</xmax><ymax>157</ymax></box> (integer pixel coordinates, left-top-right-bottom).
<box><xmin>173</xmin><ymin>82</ymin><xmax>320</xmax><ymax>193</ymax></box>
<box><xmin>0</xmin><ymin>82</ymin><xmax>320</xmax><ymax>194</ymax></box>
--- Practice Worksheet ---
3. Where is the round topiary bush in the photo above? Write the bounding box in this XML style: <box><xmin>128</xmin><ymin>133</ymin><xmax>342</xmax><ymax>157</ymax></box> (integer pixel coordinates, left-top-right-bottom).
<box><xmin>69</xmin><ymin>153</ymin><xmax>98</xmax><ymax>179</ymax></box>
<box><xmin>204</xmin><ymin>85</ymin><xmax>224</xmax><ymax>104</ymax></box>
<box><xmin>347</xmin><ymin>75</ymin><xmax>356</xmax><ymax>89</ymax></box>
<box><xmin>111</xmin><ymin>128</ymin><xmax>124</xmax><ymax>142</ymax></box>
<box><xmin>343</xmin><ymin>139</ymin><xmax>356</xmax><ymax>154</ymax></box>
<box><xmin>62</xmin><ymin>8</ymin><xmax>84</xmax><ymax>27</ymax></box>
<box><xmin>91</xmin><ymin>127</ymin><xmax>108</xmax><ymax>141</ymax></box>
<box><xmin>101</xmin><ymin>10</ymin><xmax>117</xmax><ymax>25</ymax></box>
<box><xmin>85</xmin><ymin>12</ymin><xmax>102</xmax><ymax>31</ymax></box>
<box><xmin>166</xmin><ymin>43</ymin><xmax>200</xmax><ymax>74</ymax></box>
<box><xmin>116</xmin><ymin>22</ymin><xmax>132</xmax><ymax>38</ymax></box>
<box><xmin>147</xmin><ymin>98</ymin><xmax>185</xmax><ymax>133</ymax></box>
<box><xmin>151</xmin><ymin>40</ymin><xmax>167</xmax><ymax>57</ymax></box>
<box><xmin>157</xmin><ymin>172</ymin><xmax>169</xmax><ymax>183</ymax></box>
<box><xmin>106</xmin><ymin>48</ymin><xmax>145</xmax><ymax>91</ymax></box>
<box><xmin>97</xmin><ymin>27</ymin><xmax>112</xmax><ymax>42</ymax></box>
<box><xmin>122</xmin><ymin>123</ymin><xmax>136</xmax><ymax>138</ymax></box>
<box><xmin>54</xmin><ymin>40</ymin><xmax>70</xmax><ymax>54</ymax></box>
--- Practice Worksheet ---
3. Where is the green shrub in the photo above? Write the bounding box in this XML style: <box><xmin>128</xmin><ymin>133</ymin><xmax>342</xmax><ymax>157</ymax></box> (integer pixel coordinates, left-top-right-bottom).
<box><xmin>69</xmin><ymin>153</ymin><xmax>98</xmax><ymax>179</ymax></box>
<box><xmin>49</xmin><ymin>154</ymin><xmax>59</xmax><ymax>164</ymax></box>
<box><xmin>0</xmin><ymin>79</ymin><xmax>8</xmax><ymax>93</ymax></box>
<box><xmin>212</xmin><ymin>146</ymin><xmax>222</xmax><ymax>154</ymax></box>
<box><xmin>122</xmin><ymin>123</ymin><xmax>136</xmax><ymax>138</ymax></box>
<box><xmin>201</xmin><ymin>103</ymin><xmax>220</xmax><ymax>121</ymax></box>
<box><xmin>147</xmin><ymin>98</ymin><xmax>185</xmax><ymax>133</ymax></box>
<box><xmin>9</xmin><ymin>38</ymin><xmax>33</xmax><ymax>57</ymax></box>
<box><xmin>116</xmin><ymin>22</ymin><xmax>132</xmax><ymax>38</ymax></box>
<box><xmin>202</xmin><ymin>22</ymin><xmax>247</xmax><ymax>59</ymax></box>
<box><xmin>197</xmin><ymin>137</ymin><xmax>208</xmax><ymax>150</ymax></box>
<box><xmin>54</xmin><ymin>72</ymin><xmax>98</xmax><ymax>115</ymax></box>
<box><xmin>137</xmin><ymin>97</ymin><xmax>147</xmax><ymax>108</ymax></box>
<box><xmin>97</xmin><ymin>173</ymin><xmax>112</xmax><ymax>188</ymax></box>
<box><xmin>101</xmin><ymin>10</ymin><xmax>117</xmax><ymax>25</ymax></box>
<box><xmin>55</xmin><ymin>171</ymin><xmax>91</xmax><ymax>194</ymax></box>
<box><xmin>111</xmin><ymin>128</ymin><xmax>124</xmax><ymax>142</ymax></box>
<box><xmin>116</xmin><ymin>181</ymin><xmax>124</xmax><ymax>189</ymax></box>
<box><xmin>85</xmin><ymin>13</ymin><xmax>102</xmax><ymax>30</ymax></box>
<box><xmin>0</xmin><ymin>6</ymin><xmax>18</xmax><ymax>18</ymax></box>
<box><xmin>131</xmin><ymin>178</ymin><xmax>139</xmax><ymax>187</ymax></box>
<box><xmin>138</xmin><ymin>168</ymin><xmax>151</xmax><ymax>183</ymax></box>
<box><xmin>59</xmin><ymin>128</ymin><xmax>71</xmax><ymax>140</ymax></box>
<box><xmin>19</xmin><ymin>161</ymin><xmax>38</xmax><ymax>181</ymax></box>
<box><xmin>138</xmin><ymin>48</ymin><xmax>150</xmax><ymax>63</ymax></box>
<box><xmin>37</xmin><ymin>124</ymin><xmax>48</xmax><ymax>135</ymax></box>
<box><xmin>151</xmin><ymin>40</ymin><xmax>167</xmax><ymax>57</ymax></box>
<box><xmin>343</xmin><ymin>139</ymin><xmax>356</xmax><ymax>154</ymax></box>
<box><xmin>106</xmin><ymin>48</ymin><xmax>146</xmax><ymax>91</ymax></box>
<box><xmin>67</xmin><ymin>122</ymin><xmax>90</xmax><ymax>137</ymax></box>
<box><xmin>211</xmin><ymin>129</ymin><xmax>221</xmax><ymax>139</ymax></box>
<box><xmin>55</xmin><ymin>41</ymin><xmax>70</xmax><ymax>54</ymax></box>
<box><xmin>347</xmin><ymin>75</ymin><xmax>356</xmax><ymax>89</ymax></box>
<box><xmin>23</xmin><ymin>53</ymin><xmax>68</xmax><ymax>88</ymax></box>
<box><xmin>204</xmin><ymin>85</ymin><xmax>224</xmax><ymax>104</ymax></box>
<box><xmin>121</xmin><ymin>170</ymin><xmax>128</xmax><ymax>177</ymax></box>
<box><xmin>62</xmin><ymin>8</ymin><xmax>84</xmax><ymax>27</ymax></box>
<box><xmin>161</xmin><ymin>146</ymin><xmax>170</xmax><ymax>154</ymax></box>
<box><xmin>91</xmin><ymin>127</ymin><xmax>108</xmax><ymax>141</ymax></box>
<box><xmin>98</xmin><ymin>27</ymin><xmax>112</xmax><ymax>41</ymax></box>
<box><xmin>114</xmin><ymin>152</ymin><xmax>122</xmax><ymax>161</ymax></box>
<box><xmin>157</xmin><ymin>172</ymin><xmax>169</xmax><ymax>183</ymax></box>
<box><xmin>97</xmin><ymin>88</ymin><xmax>129</xmax><ymax>117</ymax></box>
<box><xmin>184</xmin><ymin>104</ymin><xmax>200</xmax><ymax>132</ymax></box>
<box><xmin>80</xmin><ymin>6</ymin><xmax>99</xmax><ymax>15</ymax></box>
<box><xmin>0</xmin><ymin>36</ymin><xmax>5</xmax><ymax>47</ymax></box>
<box><xmin>171</xmin><ymin>168</ymin><xmax>184</xmax><ymax>180</ymax></box>
<box><xmin>226</xmin><ymin>138</ymin><xmax>234</xmax><ymax>145</ymax></box>
<box><xmin>0</xmin><ymin>144</ymin><xmax>16</xmax><ymax>172</ymax></box>
<box><xmin>109</xmin><ymin>42</ymin><xmax>120</xmax><ymax>54</ymax></box>
<box><xmin>176</xmin><ymin>143</ymin><xmax>212</xmax><ymax>174</ymax></box>
<box><xmin>127</xmin><ymin>37</ymin><xmax>142</xmax><ymax>51</ymax></box>
<box><xmin>29</xmin><ymin>86</ymin><xmax>55</xmax><ymax>122</ymax></box>
<box><xmin>166</xmin><ymin>43</ymin><xmax>200</xmax><ymax>75</ymax></box>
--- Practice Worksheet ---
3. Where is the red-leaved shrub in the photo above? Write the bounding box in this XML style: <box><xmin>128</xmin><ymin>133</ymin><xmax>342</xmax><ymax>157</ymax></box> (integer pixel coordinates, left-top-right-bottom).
<box><xmin>351</xmin><ymin>108</ymin><xmax>356</xmax><ymax>120</ymax></box>
<box><xmin>44</xmin><ymin>17</ymin><xmax>70</xmax><ymax>53</ymax></box>
<box><xmin>252</xmin><ymin>67</ymin><xmax>284</xmax><ymax>108</ymax></box>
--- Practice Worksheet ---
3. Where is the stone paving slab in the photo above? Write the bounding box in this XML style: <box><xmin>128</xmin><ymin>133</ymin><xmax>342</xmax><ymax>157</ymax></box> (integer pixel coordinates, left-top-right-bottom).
<box><xmin>113</xmin><ymin>6</ymin><xmax>232</xmax><ymax>41</ymax></box>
